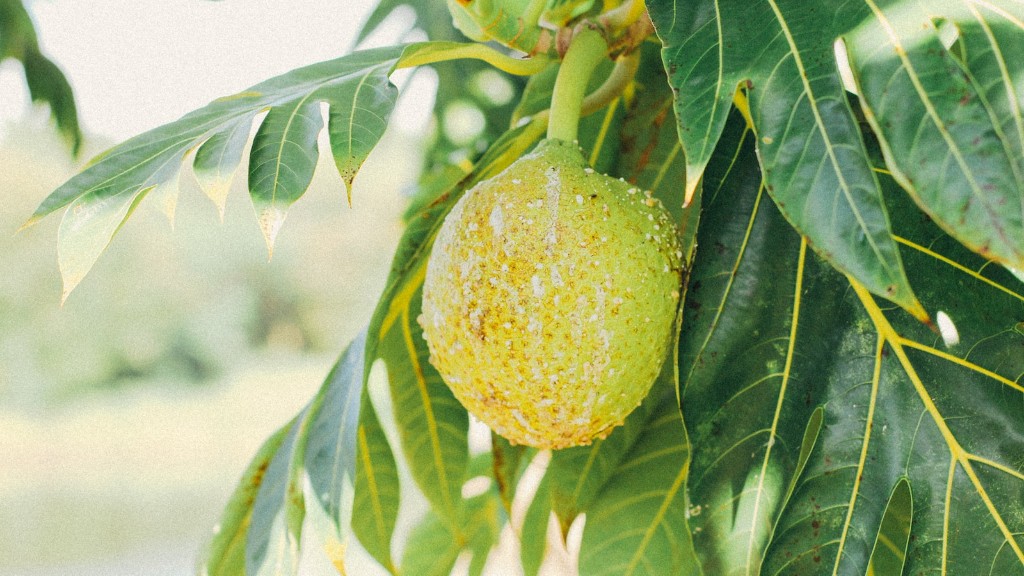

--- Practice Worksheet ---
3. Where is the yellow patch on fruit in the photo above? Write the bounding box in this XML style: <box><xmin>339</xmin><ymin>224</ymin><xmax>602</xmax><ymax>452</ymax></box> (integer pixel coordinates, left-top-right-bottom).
<box><xmin>420</xmin><ymin>139</ymin><xmax>682</xmax><ymax>449</ymax></box>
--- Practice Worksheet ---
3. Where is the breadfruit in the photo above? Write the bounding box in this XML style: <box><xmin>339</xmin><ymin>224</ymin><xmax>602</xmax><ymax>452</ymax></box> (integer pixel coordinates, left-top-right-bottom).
<box><xmin>420</xmin><ymin>138</ymin><xmax>682</xmax><ymax>449</ymax></box>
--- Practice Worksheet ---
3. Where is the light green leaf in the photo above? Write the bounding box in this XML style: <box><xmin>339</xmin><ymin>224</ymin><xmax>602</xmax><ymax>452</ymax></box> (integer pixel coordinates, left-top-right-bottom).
<box><xmin>577</xmin><ymin>397</ymin><xmax>693</xmax><ymax>576</ymax></box>
<box><xmin>198</xmin><ymin>420</ymin><xmax>293</xmax><ymax>576</ymax></box>
<box><xmin>304</xmin><ymin>330</ymin><xmax>368</xmax><ymax>536</ymax></box>
<box><xmin>248</xmin><ymin>99</ymin><xmax>324</xmax><ymax>251</ymax></box>
<box><xmin>649</xmin><ymin>0</ymin><xmax>926</xmax><ymax>320</ymax></box>
<box><xmin>245</xmin><ymin>412</ymin><xmax>309</xmax><ymax>576</ymax></box>
<box><xmin>29</xmin><ymin>44</ymin><xmax>405</xmax><ymax>296</ymax></box>
<box><xmin>350</xmin><ymin>120</ymin><xmax>544</xmax><ymax>574</ymax></box>
<box><xmin>193</xmin><ymin>114</ymin><xmax>254</xmax><ymax>219</ymax></box>
<box><xmin>378</xmin><ymin>283</ymin><xmax>469</xmax><ymax>526</ymax></box>
<box><xmin>399</xmin><ymin>490</ymin><xmax>504</xmax><ymax>576</ymax></box>
<box><xmin>352</xmin><ymin>392</ymin><xmax>400</xmax><ymax>574</ymax></box>
<box><xmin>846</xmin><ymin>3</ymin><xmax>1024</xmax><ymax>269</ymax></box>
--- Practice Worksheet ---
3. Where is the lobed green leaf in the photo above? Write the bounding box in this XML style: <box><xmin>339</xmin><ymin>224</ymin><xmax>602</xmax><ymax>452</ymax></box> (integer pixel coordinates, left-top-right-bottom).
<box><xmin>649</xmin><ymin>0</ymin><xmax>925</xmax><ymax>320</ymax></box>
<box><xmin>680</xmin><ymin>106</ymin><xmax>1024</xmax><ymax>575</ymax></box>
<box><xmin>846</xmin><ymin>3</ymin><xmax>1024</xmax><ymax>270</ymax></box>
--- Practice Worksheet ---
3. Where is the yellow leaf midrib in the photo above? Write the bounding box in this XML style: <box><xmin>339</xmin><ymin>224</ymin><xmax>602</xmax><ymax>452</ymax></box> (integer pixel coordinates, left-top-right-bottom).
<box><xmin>850</xmin><ymin>279</ymin><xmax>1024</xmax><ymax>568</ymax></box>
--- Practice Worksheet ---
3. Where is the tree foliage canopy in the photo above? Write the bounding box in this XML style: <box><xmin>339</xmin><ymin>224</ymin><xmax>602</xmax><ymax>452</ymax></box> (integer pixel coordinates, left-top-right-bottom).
<box><xmin>22</xmin><ymin>0</ymin><xmax>1024</xmax><ymax>574</ymax></box>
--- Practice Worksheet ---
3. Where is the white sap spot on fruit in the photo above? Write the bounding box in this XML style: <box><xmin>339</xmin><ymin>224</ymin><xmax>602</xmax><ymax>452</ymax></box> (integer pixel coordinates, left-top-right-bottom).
<box><xmin>488</xmin><ymin>204</ymin><xmax>504</xmax><ymax>237</ymax></box>
<box><xmin>545</xmin><ymin>169</ymin><xmax>560</xmax><ymax>245</ymax></box>
<box><xmin>527</xmin><ymin>316</ymin><xmax>542</xmax><ymax>333</ymax></box>
<box><xmin>531</xmin><ymin>274</ymin><xmax>545</xmax><ymax>297</ymax></box>
<box><xmin>576</xmin><ymin>194</ymin><xmax>584</xmax><ymax>205</ymax></box>
<box><xmin>550</xmin><ymin>266</ymin><xmax>564</xmax><ymax>287</ymax></box>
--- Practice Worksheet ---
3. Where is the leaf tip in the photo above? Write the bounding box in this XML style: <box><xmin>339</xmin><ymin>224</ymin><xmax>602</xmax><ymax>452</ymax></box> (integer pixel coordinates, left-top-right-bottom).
<box><xmin>17</xmin><ymin>215</ymin><xmax>41</xmax><ymax>234</ymax></box>
<box><xmin>257</xmin><ymin>206</ymin><xmax>287</xmax><ymax>259</ymax></box>
<box><xmin>196</xmin><ymin>175</ymin><xmax>232</xmax><ymax>223</ymax></box>
<box><xmin>60</xmin><ymin>273</ymin><xmax>84</xmax><ymax>306</ymax></box>
<box><xmin>683</xmin><ymin>173</ymin><xmax>701</xmax><ymax>207</ymax></box>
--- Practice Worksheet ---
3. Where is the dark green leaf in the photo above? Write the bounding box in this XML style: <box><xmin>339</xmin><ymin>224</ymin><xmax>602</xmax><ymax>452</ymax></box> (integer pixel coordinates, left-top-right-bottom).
<box><xmin>521</xmin><ymin>475</ymin><xmax>552</xmax><ymax>576</ymax></box>
<box><xmin>846</xmin><ymin>5</ymin><xmax>1024</xmax><ymax>269</ymax></box>
<box><xmin>492</xmin><ymin>433</ymin><xmax>528</xmax><ymax>514</ymax></box>
<box><xmin>650</xmin><ymin>0</ymin><xmax>925</xmax><ymax>320</ymax></box>
<box><xmin>866</xmin><ymin>479</ymin><xmax>912</xmax><ymax>576</ymax></box>
<box><xmin>0</xmin><ymin>0</ymin><xmax>81</xmax><ymax>153</ymax></box>
<box><xmin>679</xmin><ymin>107</ymin><xmax>1024</xmax><ymax>575</ymax></box>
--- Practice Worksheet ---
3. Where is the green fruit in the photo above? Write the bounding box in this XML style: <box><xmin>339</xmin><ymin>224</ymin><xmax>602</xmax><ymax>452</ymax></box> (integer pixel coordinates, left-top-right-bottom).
<box><xmin>420</xmin><ymin>138</ymin><xmax>682</xmax><ymax>449</ymax></box>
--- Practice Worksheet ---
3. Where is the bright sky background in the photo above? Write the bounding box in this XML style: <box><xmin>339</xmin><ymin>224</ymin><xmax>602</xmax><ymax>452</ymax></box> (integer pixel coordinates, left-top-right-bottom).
<box><xmin>0</xmin><ymin>0</ymin><xmax>422</xmax><ymax>142</ymax></box>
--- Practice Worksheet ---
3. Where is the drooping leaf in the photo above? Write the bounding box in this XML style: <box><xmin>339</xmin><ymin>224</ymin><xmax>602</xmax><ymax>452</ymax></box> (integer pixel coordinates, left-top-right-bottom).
<box><xmin>0</xmin><ymin>0</ymin><xmax>82</xmax><ymax>153</ymax></box>
<box><xmin>304</xmin><ymin>330</ymin><xmax>368</xmax><ymax>536</ymax></box>
<box><xmin>29</xmin><ymin>44</ymin><xmax>405</xmax><ymax>296</ymax></box>
<box><xmin>521</xmin><ymin>475</ymin><xmax>553</xmax><ymax>576</ymax></box>
<box><xmin>199</xmin><ymin>420</ymin><xmax>293</xmax><ymax>576</ymax></box>
<box><xmin>245</xmin><ymin>412</ymin><xmax>309</xmax><ymax>576</ymax></box>
<box><xmin>377</xmin><ymin>283</ymin><xmax>469</xmax><ymax>526</ymax></box>
<box><xmin>577</xmin><ymin>395</ymin><xmax>695</xmax><ymax>576</ymax></box>
<box><xmin>352</xmin><ymin>392</ymin><xmax>400</xmax><ymax>574</ymax></box>
<box><xmin>193</xmin><ymin>114</ymin><xmax>253</xmax><ymax>219</ymax></box>
<box><xmin>845</xmin><ymin>3</ymin><xmax>1024</xmax><ymax>270</ymax></box>
<box><xmin>491</xmin><ymin>433</ymin><xmax>528</xmax><ymax>514</ymax></box>
<box><xmin>649</xmin><ymin>0</ymin><xmax>926</xmax><ymax>320</ymax></box>
<box><xmin>248</xmin><ymin>99</ymin><xmax>325</xmax><ymax>251</ymax></box>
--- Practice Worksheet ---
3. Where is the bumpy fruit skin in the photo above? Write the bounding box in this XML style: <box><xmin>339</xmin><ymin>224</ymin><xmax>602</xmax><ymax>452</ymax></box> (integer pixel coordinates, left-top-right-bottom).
<box><xmin>420</xmin><ymin>139</ymin><xmax>682</xmax><ymax>449</ymax></box>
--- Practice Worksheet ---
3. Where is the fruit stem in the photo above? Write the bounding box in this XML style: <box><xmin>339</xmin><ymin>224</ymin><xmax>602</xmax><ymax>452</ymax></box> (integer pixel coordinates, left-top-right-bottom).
<box><xmin>547</xmin><ymin>26</ymin><xmax>609</xmax><ymax>143</ymax></box>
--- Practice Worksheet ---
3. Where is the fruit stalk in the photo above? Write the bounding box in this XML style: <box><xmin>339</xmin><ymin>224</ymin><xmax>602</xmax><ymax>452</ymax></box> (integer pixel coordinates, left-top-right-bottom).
<box><xmin>547</xmin><ymin>26</ymin><xmax>609</xmax><ymax>143</ymax></box>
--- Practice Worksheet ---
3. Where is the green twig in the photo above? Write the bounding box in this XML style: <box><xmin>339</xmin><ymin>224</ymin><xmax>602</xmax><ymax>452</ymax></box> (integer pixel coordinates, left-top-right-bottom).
<box><xmin>395</xmin><ymin>43</ymin><xmax>550</xmax><ymax>76</ymax></box>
